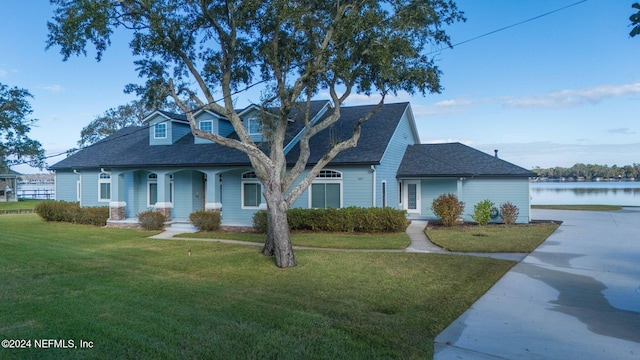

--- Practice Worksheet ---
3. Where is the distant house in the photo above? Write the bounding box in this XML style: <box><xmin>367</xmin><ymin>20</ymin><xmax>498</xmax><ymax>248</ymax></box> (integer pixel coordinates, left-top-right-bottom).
<box><xmin>0</xmin><ymin>167</ymin><xmax>20</xmax><ymax>202</ymax></box>
<box><xmin>50</xmin><ymin>101</ymin><xmax>535</xmax><ymax>227</ymax></box>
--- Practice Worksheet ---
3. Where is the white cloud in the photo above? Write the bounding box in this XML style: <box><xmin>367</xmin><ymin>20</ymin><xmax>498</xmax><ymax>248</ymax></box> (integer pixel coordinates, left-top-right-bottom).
<box><xmin>0</xmin><ymin>69</ymin><xmax>7</xmax><ymax>77</ymax></box>
<box><xmin>472</xmin><ymin>142</ymin><xmax>640</xmax><ymax>169</ymax></box>
<box><xmin>501</xmin><ymin>83</ymin><xmax>640</xmax><ymax>109</ymax></box>
<box><xmin>40</xmin><ymin>84</ymin><xmax>65</xmax><ymax>93</ymax></box>
<box><xmin>607</xmin><ymin>127</ymin><xmax>636</xmax><ymax>135</ymax></box>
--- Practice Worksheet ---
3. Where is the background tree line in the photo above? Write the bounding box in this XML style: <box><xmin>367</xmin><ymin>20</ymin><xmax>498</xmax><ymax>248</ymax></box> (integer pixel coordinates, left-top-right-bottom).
<box><xmin>532</xmin><ymin>163</ymin><xmax>640</xmax><ymax>181</ymax></box>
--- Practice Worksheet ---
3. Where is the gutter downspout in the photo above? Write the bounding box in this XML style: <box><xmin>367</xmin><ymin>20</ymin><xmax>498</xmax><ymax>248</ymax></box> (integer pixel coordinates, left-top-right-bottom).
<box><xmin>73</xmin><ymin>169</ymin><xmax>82</xmax><ymax>206</ymax></box>
<box><xmin>371</xmin><ymin>165</ymin><xmax>376</xmax><ymax>207</ymax></box>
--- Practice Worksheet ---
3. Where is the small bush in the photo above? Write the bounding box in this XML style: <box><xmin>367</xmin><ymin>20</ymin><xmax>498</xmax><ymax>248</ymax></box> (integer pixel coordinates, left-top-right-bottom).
<box><xmin>34</xmin><ymin>201</ymin><xmax>108</xmax><ymax>226</ymax></box>
<box><xmin>500</xmin><ymin>202</ymin><xmax>520</xmax><ymax>225</ymax></box>
<box><xmin>79</xmin><ymin>206</ymin><xmax>110</xmax><ymax>226</ymax></box>
<box><xmin>431</xmin><ymin>194</ymin><xmax>464</xmax><ymax>227</ymax></box>
<box><xmin>252</xmin><ymin>210</ymin><xmax>268</xmax><ymax>233</ymax></box>
<box><xmin>252</xmin><ymin>207</ymin><xmax>408</xmax><ymax>233</ymax></box>
<box><xmin>189</xmin><ymin>210</ymin><xmax>221</xmax><ymax>232</ymax></box>
<box><xmin>138</xmin><ymin>210</ymin><xmax>166</xmax><ymax>231</ymax></box>
<box><xmin>472</xmin><ymin>199</ymin><xmax>495</xmax><ymax>226</ymax></box>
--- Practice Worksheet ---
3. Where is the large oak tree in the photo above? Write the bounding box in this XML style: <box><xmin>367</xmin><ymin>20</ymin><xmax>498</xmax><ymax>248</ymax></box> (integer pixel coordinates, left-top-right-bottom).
<box><xmin>47</xmin><ymin>0</ymin><xmax>464</xmax><ymax>267</ymax></box>
<box><xmin>0</xmin><ymin>83</ymin><xmax>45</xmax><ymax>171</ymax></box>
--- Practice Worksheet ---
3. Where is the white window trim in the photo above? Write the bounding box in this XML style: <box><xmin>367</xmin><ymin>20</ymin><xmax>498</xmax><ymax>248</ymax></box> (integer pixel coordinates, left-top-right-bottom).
<box><xmin>98</xmin><ymin>172</ymin><xmax>111</xmax><ymax>202</ymax></box>
<box><xmin>247</xmin><ymin>117</ymin><xmax>261</xmax><ymax>135</ymax></box>
<box><xmin>241</xmin><ymin>171</ymin><xmax>262</xmax><ymax>209</ymax></box>
<box><xmin>147</xmin><ymin>174</ymin><xmax>173</xmax><ymax>207</ymax></box>
<box><xmin>199</xmin><ymin>120</ymin><xmax>214</xmax><ymax>134</ymax></box>
<box><xmin>154</xmin><ymin>123</ymin><xmax>167</xmax><ymax>139</ymax></box>
<box><xmin>308</xmin><ymin>169</ymin><xmax>343</xmax><ymax>209</ymax></box>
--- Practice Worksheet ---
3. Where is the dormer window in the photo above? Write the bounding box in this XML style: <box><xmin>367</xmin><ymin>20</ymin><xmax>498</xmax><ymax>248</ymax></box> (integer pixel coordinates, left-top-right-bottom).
<box><xmin>199</xmin><ymin>120</ymin><xmax>213</xmax><ymax>134</ymax></box>
<box><xmin>154</xmin><ymin>123</ymin><xmax>167</xmax><ymax>139</ymax></box>
<box><xmin>247</xmin><ymin>117</ymin><xmax>261</xmax><ymax>135</ymax></box>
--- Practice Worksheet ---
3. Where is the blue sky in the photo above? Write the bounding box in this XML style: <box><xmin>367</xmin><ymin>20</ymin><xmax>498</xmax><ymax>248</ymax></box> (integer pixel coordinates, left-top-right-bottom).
<box><xmin>1</xmin><ymin>0</ymin><xmax>639</xmax><ymax>174</ymax></box>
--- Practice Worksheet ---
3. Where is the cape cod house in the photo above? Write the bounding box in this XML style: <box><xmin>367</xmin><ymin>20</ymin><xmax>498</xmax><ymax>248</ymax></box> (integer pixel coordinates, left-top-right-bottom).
<box><xmin>50</xmin><ymin>101</ymin><xmax>535</xmax><ymax>227</ymax></box>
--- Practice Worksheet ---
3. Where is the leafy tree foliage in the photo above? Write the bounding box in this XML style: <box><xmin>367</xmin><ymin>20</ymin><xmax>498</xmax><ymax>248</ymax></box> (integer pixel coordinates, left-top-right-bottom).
<box><xmin>78</xmin><ymin>100</ymin><xmax>180</xmax><ymax>148</ymax></box>
<box><xmin>78</xmin><ymin>101</ymin><xmax>146</xmax><ymax>148</ymax></box>
<box><xmin>46</xmin><ymin>0</ymin><xmax>464</xmax><ymax>267</ymax></box>
<box><xmin>630</xmin><ymin>3</ymin><xmax>640</xmax><ymax>37</ymax></box>
<box><xmin>532</xmin><ymin>163</ymin><xmax>640</xmax><ymax>180</ymax></box>
<box><xmin>0</xmin><ymin>83</ymin><xmax>45</xmax><ymax>170</ymax></box>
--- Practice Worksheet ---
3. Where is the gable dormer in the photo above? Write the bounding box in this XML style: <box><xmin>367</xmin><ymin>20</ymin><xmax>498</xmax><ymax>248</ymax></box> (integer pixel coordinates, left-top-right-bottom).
<box><xmin>193</xmin><ymin>110</ymin><xmax>234</xmax><ymax>144</ymax></box>
<box><xmin>143</xmin><ymin>110</ymin><xmax>191</xmax><ymax>146</ymax></box>
<box><xmin>237</xmin><ymin>104</ymin><xmax>266</xmax><ymax>143</ymax></box>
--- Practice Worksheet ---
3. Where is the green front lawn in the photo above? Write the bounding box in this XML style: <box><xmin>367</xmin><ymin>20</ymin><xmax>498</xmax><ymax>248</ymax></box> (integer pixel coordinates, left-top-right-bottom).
<box><xmin>0</xmin><ymin>198</ymin><xmax>45</xmax><ymax>211</ymax></box>
<box><xmin>426</xmin><ymin>223</ymin><xmax>560</xmax><ymax>253</ymax></box>
<box><xmin>0</xmin><ymin>214</ymin><xmax>514</xmax><ymax>359</ymax></box>
<box><xmin>181</xmin><ymin>231</ymin><xmax>411</xmax><ymax>249</ymax></box>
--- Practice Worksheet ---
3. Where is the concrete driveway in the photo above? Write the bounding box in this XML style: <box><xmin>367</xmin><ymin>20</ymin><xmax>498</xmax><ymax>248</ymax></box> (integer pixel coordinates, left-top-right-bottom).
<box><xmin>434</xmin><ymin>208</ymin><xmax>640</xmax><ymax>360</ymax></box>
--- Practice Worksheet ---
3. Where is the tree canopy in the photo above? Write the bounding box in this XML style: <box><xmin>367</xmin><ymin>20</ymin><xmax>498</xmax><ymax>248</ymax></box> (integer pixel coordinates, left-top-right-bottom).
<box><xmin>0</xmin><ymin>83</ymin><xmax>45</xmax><ymax>171</ymax></box>
<box><xmin>47</xmin><ymin>0</ymin><xmax>464</xmax><ymax>267</ymax></box>
<box><xmin>630</xmin><ymin>2</ymin><xmax>640</xmax><ymax>37</ymax></box>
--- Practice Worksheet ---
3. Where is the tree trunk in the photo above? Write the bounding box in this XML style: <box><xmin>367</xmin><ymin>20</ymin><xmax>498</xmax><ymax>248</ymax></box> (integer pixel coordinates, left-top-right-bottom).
<box><xmin>263</xmin><ymin>199</ymin><xmax>296</xmax><ymax>268</ymax></box>
<box><xmin>261</xmin><ymin>210</ymin><xmax>275</xmax><ymax>256</ymax></box>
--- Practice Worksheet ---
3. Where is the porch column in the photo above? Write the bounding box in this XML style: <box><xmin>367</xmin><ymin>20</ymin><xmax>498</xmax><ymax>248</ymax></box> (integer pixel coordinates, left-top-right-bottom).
<box><xmin>203</xmin><ymin>170</ymin><xmax>221</xmax><ymax>212</ymax></box>
<box><xmin>155</xmin><ymin>171</ymin><xmax>173</xmax><ymax>220</ymax></box>
<box><xmin>109</xmin><ymin>171</ymin><xmax>126</xmax><ymax>220</ymax></box>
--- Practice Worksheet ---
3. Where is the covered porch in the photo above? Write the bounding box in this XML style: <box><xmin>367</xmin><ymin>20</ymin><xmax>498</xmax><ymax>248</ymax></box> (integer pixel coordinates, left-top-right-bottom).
<box><xmin>0</xmin><ymin>169</ymin><xmax>19</xmax><ymax>202</ymax></box>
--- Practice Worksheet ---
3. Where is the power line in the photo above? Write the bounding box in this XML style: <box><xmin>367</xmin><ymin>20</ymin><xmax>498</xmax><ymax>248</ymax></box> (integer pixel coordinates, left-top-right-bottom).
<box><xmin>35</xmin><ymin>1</ymin><xmax>588</xmax><ymax>169</ymax></box>
<box><xmin>427</xmin><ymin>0</ymin><xmax>588</xmax><ymax>55</ymax></box>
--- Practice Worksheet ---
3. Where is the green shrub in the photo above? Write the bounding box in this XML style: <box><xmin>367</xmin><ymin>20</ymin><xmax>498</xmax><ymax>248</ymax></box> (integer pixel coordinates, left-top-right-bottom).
<box><xmin>431</xmin><ymin>194</ymin><xmax>465</xmax><ymax>227</ymax></box>
<box><xmin>253</xmin><ymin>207</ymin><xmax>408</xmax><ymax>233</ymax></box>
<box><xmin>500</xmin><ymin>202</ymin><xmax>520</xmax><ymax>225</ymax></box>
<box><xmin>78</xmin><ymin>206</ymin><xmax>110</xmax><ymax>226</ymax></box>
<box><xmin>189</xmin><ymin>210</ymin><xmax>221</xmax><ymax>231</ymax></box>
<box><xmin>138</xmin><ymin>210</ymin><xmax>166</xmax><ymax>230</ymax></box>
<box><xmin>252</xmin><ymin>210</ymin><xmax>268</xmax><ymax>234</ymax></box>
<box><xmin>472</xmin><ymin>199</ymin><xmax>494</xmax><ymax>226</ymax></box>
<box><xmin>34</xmin><ymin>201</ymin><xmax>108</xmax><ymax>226</ymax></box>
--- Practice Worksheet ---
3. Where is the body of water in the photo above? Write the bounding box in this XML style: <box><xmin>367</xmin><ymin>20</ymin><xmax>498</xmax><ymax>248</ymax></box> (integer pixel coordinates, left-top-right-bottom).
<box><xmin>17</xmin><ymin>183</ymin><xmax>56</xmax><ymax>200</ymax></box>
<box><xmin>531</xmin><ymin>181</ymin><xmax>640</xmax><ymax>206</ymax></box>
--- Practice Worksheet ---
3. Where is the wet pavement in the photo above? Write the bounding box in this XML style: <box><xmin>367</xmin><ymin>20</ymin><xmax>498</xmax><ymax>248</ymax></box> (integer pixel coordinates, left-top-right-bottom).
<box><xmin>434</xmin><ymin>208</ymin><xmax>640</xmax><ymax>360</ymax></box>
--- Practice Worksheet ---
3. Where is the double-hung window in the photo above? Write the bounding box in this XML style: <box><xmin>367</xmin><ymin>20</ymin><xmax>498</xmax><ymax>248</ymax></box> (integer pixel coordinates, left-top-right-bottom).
<box><xmin>148</xmin><ymin>173</ymin><xmax>173</xmax><ymax>207</ymax></box>
<box><xmin>98</xmin><ymin>173</ymin><xmax>111</xmax><ymax>202</ymax></box>
<box><xmin>154</xmin><ymin>123</ymin><xmax>167</xmax><ymax>139</ymax></box>
<box><xmin>241</xmin><ymin>171</ymin><xmax>261</xmax><ymax>209</ymax></box>
<box><xmin>199</xmin><ymin>120</ymin><xmax>213</xmax><ymax>134</ymax></box>
<box><xmin>247</xmin><ymin>117</ymin><xmax>261</xmax><ymax>135</ymax></box>
<box><xmin>310</xmin><ymin>169</ymin><xmax>342</xmax><ymax>209</ymax></box>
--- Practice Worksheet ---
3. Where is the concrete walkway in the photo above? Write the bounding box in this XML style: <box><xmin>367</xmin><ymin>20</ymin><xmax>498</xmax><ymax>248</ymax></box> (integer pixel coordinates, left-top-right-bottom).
<box><xmin>405</xmin><ymin>219</ymin><xmax>529</xmax><ymax>261</ymax></box>
<box><xmin>434</xmin><ymin>208</ymin><xmax>640</xmax><ymax>360</ymax></box>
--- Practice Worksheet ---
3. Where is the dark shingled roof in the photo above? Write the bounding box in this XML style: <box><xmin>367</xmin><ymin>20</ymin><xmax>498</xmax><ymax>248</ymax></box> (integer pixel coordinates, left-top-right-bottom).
<box><xmin>50</xmin><ymin>101</ymin><xmax>407</xmax><ymax>170</ymax></box>
<box><xmin>285</xmin><ymin>102</ymin><xmax>411</xmax><ymax>165</ymax></box>
<box><xmin>397</xmin><ymin>143</ymin><xmax>535</xmax><ymax>178</ymax></box>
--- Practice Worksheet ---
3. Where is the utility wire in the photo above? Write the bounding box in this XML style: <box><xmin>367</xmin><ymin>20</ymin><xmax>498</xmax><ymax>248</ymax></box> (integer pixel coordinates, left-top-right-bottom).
<box><xmin>28</xmin><ymin>0</ymin><xmax>587</xmax><ymax>169</ymax></box>
<box><xmin>428</xmin><ymin>0</ymin><xmax>588</xmax><ymax>55</ymax></box>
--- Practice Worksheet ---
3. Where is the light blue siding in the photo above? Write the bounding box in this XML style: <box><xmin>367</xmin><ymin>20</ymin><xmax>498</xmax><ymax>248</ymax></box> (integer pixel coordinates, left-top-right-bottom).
<box><xmin>147</xmin><ymin>114</ymin><xmax>190</xmax><ymax>145</ymax></box>
<box><xmin>375</xmin><ymin>105</ymin><xmax>415</xmax><ymax>208</ymax></box>
<box><xmin>461</xmin><ymin>178</ymin><xmax>531</xmax><ymax>223</ymax></box>
<box><xmin>420</xmin><ymin>179</ymin><xmax>458</xmax><ymax>217</ymax></box>
<box><xmin>218</xmin><ymin>119</ymin><xmax>234</xmax><ymax>137</ymax></box>
<box><xmin>219</xmin><ymin>169</ymin><xmax>265</xmax><ymax>226</ymax></box>
<box><xmin>194</xmin><ymin>112</ymin><xmax>217</xmax><ymax>144</ymax></box>
<box><xmin>288</xmin><ymin>166</ymin><xmax>373</xmax><ymax>209</ymax></box>
<box><xmin>54</xmin><ymin>170</ymin><xmax>79</xmax><ymax>202</ymax></box>
<box><xmin>172</xmin><ymin>170</ymin><xmax>205</xmax><ymax>219</ymax></box>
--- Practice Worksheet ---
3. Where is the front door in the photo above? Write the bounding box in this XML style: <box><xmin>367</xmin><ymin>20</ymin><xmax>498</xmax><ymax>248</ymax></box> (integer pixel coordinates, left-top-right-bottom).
<box><xmin>405</xmin><ymin>180</ymin><xmax>421</xmax><ymax>214</ymax></box>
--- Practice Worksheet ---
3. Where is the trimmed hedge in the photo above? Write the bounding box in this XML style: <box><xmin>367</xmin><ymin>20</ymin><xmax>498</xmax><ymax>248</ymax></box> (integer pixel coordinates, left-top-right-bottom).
<box><xmin>138</xmin><ymin>210</ymin><xmax>167</xmax><ymax>231</ymax></box>
<box><xmin>34</xmin><ymin>201</ymin><xmax>109</xmax><ymax>226</ymax></box>
<box><xmin>253</xmin><ymin>207</ymin><xmax>408</xmax><ymax>233</ymax></box>
<box><xmin>189</xmin><ymin>210</ymin><xmax>221</xmax><ymax>232</ymax></box>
